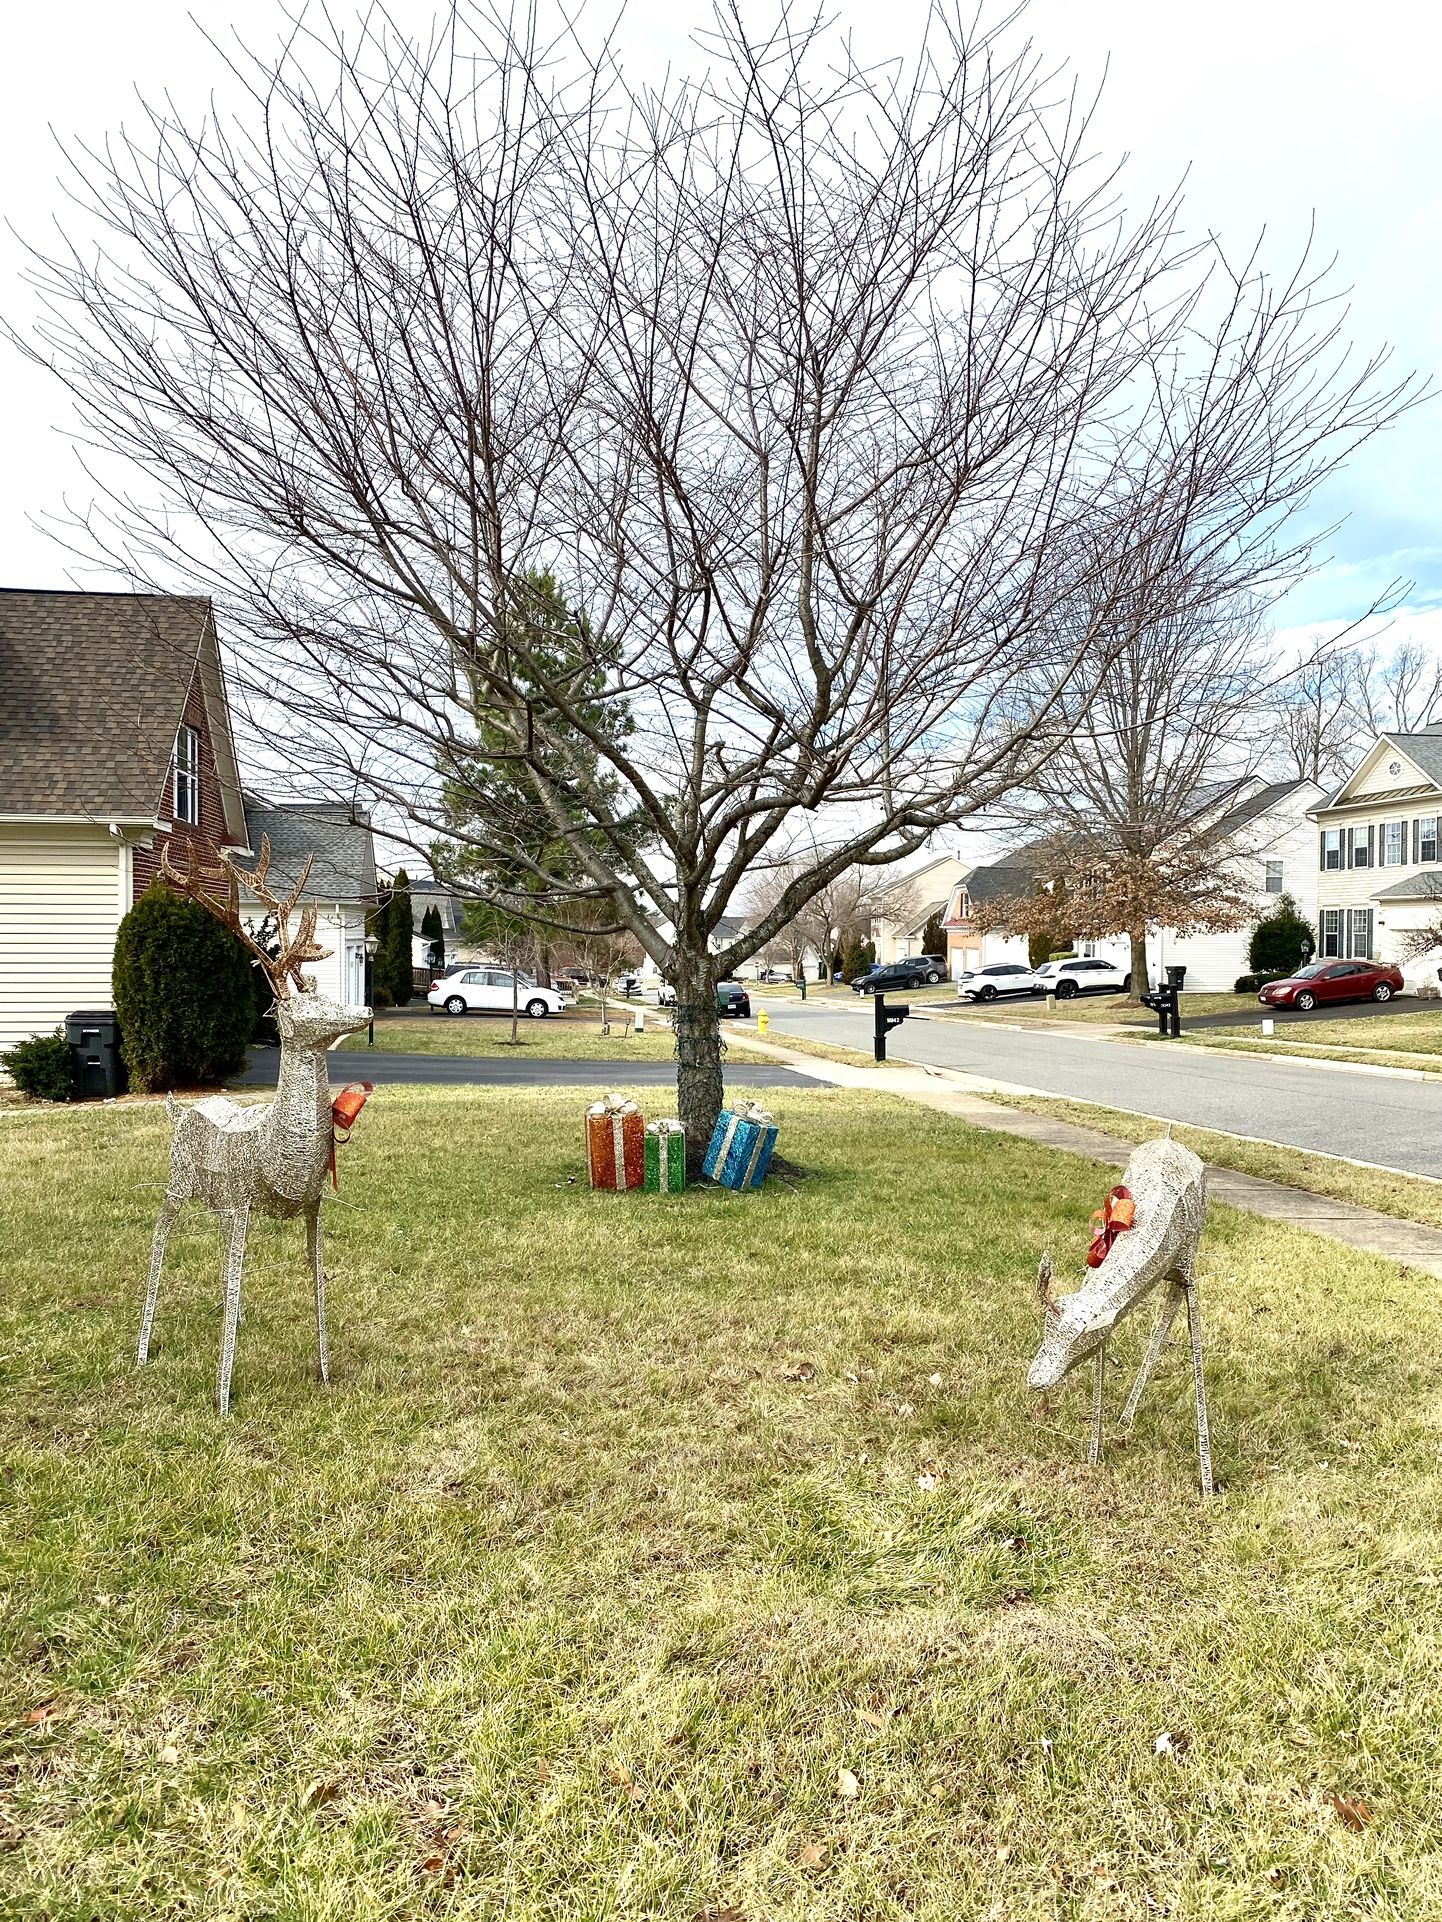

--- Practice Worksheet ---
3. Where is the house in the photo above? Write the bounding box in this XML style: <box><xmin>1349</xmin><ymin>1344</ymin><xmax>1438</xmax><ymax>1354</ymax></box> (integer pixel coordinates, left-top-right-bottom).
<box><xmin>1308</xmin><ymin>727</ymin><xmax>1442</xmax><ymax>980</ymax></box>
<box><xmin>0</xmin><ymin>590</ymin><xmax>249</xmax><ymax>1054</ymax></box>
<box><xmin>936</xmin><ymin>777</ymin><xmax>1321</xmax><ymax>991</ymax></box>
<box><xmin>0</xmin><ymin>588</ymin><xmax>377</xmax><ymax>1057</ymax></box>
<box><xmin>241</xmin><ymin>796</ymin><xmax>378</xmax><ymax>1007</ymax></box>
<box><xmin>870</xmin><ymin>852</ymin><xmax>969</xmax><ymax>963</ymax></box>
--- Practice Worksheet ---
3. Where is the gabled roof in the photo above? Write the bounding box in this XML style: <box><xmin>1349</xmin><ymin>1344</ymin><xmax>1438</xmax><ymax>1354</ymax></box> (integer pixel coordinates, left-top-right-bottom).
<box><xmin>1316</xmin><ymin>728</ymin><xmax>1442</xmax><ymax>813</ymax></box>
<box><xmin>1372</xmin><ymin>871</ymin><xmax>1442</xmax><ymax>902</ymax></box>
<box><xmin>945</xmin><ymin>864</ymin><xmax>1034</xmax><ymax>920</ymax></box>
<box><xmin>0</xmin><ymin>588</ymin><xmax>247</xmax><ymax>841</ymax></box>
<box><xmin>901</xmin><ymin>897</ymin><xmax>948</xmax><ymax>935</ymax></box>
<box><xmin>1207</xmin><ymin>778</ymin><xmax>1315</xmax><ymax>840</ymax></box>
<box><xmin>242</xmin><ymin>796</ymin><xmax>377</xmax><ymax>905</ymax></box>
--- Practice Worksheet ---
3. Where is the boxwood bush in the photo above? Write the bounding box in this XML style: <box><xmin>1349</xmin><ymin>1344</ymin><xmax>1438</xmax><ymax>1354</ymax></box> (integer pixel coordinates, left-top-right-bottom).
<box><xmin>112</xmin><ymin>882</ymin><xmax>256</xmax><ymax>1091</ymax></box>
<box><xmin>1</xmin><ymin>1029</ymin><xmax>76</xmax><ymax>1102</ymax></box>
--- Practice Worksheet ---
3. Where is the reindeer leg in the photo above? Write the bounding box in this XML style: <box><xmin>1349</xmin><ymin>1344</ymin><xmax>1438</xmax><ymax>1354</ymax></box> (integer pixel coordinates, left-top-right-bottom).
<box><xmin>216</xmin><ymin>1204</ymin><xmax>250</xmax><ymax>1418</ymax></box>
<box><xmin>138</xmin><ymin>1197</ymin><xmax>179</xmax><ymax>1365</ymax></box>
<box><xmin>1183</xmin><ymin>1276</ymin><xmax>1215</xmax><ymax>1498</ymax></box>
<box><xmin>1088</xmin><ymin>1341</ymin><xmax>1107</xmax><ymax>1467</ymax></box>
<box><xmin>307</xmin><ymin>1204</ymin><xmax>330</xmax><ymax>1387</ymax></box>
<box><xmin>1119</xmin><ymin>1285</ymin><xmax>1184</xmax><ymax>1431</ymax></box>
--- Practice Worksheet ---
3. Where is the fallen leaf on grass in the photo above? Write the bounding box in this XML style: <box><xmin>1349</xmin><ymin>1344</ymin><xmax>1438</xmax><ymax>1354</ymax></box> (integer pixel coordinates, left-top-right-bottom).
<box><xmin>301</xmin><ymin>1778</ymin><xmax>341</xmax><ymax>1809</ymax></box>
<box><xmin>836</xmin><ymin>1767</ymin><xmax>860</xmax><ymax>1799</ymax></box>
<box><xmin>608</xmin><ymin>1761</ymin><xmax>647</xmax><ymax>1804</ymax></box>
<box><xmin>796</xmin><ymin>1841</ymin><xmax>827</xmax><ymax>1868</ymax></box>
<box><xmin>158</xmin><ymin>1743</ymin><xmax>180</xmax><ymax>1767</ymax></box>
<box><xmin>1153</xmin><ymin>1730</ymin><xmax>1191</xmax><ymax>1758</ymax></box>
<box><xmin>916</xmin><ymin>1470</ymin><xmax>939</xmax><ymax>1493</ymax></box>
<box><xmin>692</xmin><ymin>1909</ymin><xmax>747</xmax><ymax>1922</ymax></box>
<box><xmin>928</xmin><ymin>1372</ymin><xmax>944</xmax><ymax>1387</ymax></box>
<box><xmin>1326</xmin><ymin>1791</ymin><xmax>1371</xmax><ymax>1832</ymax></box>
<box><xmin>855</xmin><ymin>1708</ymin><xmax>889</xmax><ymax>1732</ymax></box>
<box><xmin>19</xmin><ymin>1703</ymin><xmax>62</xmax><ymax>1729</ymax></box>
<box><xmin>780</xmin><ymin>1361</ymin><xmax>816</xmax><ymax>1382</ymax></box>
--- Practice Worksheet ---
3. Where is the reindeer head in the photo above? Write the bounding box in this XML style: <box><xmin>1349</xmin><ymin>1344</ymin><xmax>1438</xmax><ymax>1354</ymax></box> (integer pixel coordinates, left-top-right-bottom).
<box><xmin>275</xmin><ymin>987</ymin><xmax>370</xmax><ymax>1051</ymax></box>
<box><xmin>1028</xmin><ymin>1252</ymin><xmax>1105</xmax><ymax>1391</ymax></box>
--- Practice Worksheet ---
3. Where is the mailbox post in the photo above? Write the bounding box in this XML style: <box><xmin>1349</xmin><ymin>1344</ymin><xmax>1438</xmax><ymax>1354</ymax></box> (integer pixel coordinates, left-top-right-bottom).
<box><xmin>1139</xmin><ymin>980</ymin><xmax>1181</xmax><ymax>1038</ymax></box>
<box><xmin>874</xmin><ymin>992</ymin><xmax>911</xmax><ymax>1062</ymax></box>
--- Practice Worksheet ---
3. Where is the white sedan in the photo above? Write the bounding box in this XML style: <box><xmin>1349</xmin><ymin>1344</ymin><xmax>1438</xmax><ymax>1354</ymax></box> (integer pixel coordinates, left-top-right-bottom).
<box><xmin>428</xmin><ymin>968</ymin><xmax>570</xmax><ymax>1018</ymax></box>
<box><xmin>958</xmin><ymin>962</ymin><xmax>1045</xmax><ymax>1001</ymax></box>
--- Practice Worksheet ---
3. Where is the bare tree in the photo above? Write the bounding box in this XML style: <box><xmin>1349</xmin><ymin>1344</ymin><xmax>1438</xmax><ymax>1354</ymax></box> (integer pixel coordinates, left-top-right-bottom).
<box><xmin>1274</xmin><ymin>650</ymin><xmax>1359</xmax><ymax>784</ymax></box>
<box><xmin>988</xmin><ymin>580</ymin><xmax>1281</xmax><ymax>996</ymax></box>
<box><xmin>15</xmin><ymin>2</ymin><xmax>1418</xmax><ymax>1161</ymax></box>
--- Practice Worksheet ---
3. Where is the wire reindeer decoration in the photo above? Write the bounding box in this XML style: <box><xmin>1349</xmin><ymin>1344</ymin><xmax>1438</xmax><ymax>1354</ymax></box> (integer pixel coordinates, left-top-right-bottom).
<box><xmin>137</xmin><ymin>836</ymin><xmax>370</xmax><ymax>1413</ymax></box>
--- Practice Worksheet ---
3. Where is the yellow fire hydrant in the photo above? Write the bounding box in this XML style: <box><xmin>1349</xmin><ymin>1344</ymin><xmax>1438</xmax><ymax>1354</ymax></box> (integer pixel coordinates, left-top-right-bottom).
<box><xmin>758</xmin><ymin>1009</ymin><xmax>769</xmax><ymax>1036</ymax></box>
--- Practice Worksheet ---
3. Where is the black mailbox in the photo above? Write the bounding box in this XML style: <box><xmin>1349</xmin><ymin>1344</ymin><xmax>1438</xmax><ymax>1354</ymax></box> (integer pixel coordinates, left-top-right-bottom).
<box><xmin>874</xmin><ymin>992</ymin><xmax>911</xmax><ymax>1062</ymax></box>
<box><xmin>1138</xmin><ymin>982</ymin><xmax>1181</xmax><ymax>1039</ymax></box>
<box><xmin>65</xmin><ymin>1009</ymin><xmax>126</xmax><ymax>1099</ymax></box>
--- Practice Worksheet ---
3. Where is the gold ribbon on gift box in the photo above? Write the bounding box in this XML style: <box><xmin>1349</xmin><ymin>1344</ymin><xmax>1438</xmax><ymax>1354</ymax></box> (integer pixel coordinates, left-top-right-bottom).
<box><xmin>713</xmin><ymin>1100</ymin><xmax>775</xmax><ymax>1187</ymax></box>
<box><xmin>588</xmin><ymin>1089</ymin><xmax>639</xmax><ymax>1182</ymax></box>
<box><xmin>648</xmin><ymin>1117</ymin><xmax>685</xmax><ymax>1193</ymax></box>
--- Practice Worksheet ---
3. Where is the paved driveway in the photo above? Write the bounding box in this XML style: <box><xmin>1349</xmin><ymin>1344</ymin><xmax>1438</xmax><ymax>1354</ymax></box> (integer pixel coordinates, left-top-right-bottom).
<box><xmin>757</xmin><ymin>996</ymin><xmax>1442</xmax><ymax>1178</ymax></box>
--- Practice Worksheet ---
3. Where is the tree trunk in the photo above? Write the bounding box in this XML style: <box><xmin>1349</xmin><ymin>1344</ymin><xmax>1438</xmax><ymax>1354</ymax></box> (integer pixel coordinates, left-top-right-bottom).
<box><xmin>672</xmin><ymin>947</ymin><xmax>723</xmax><ymax>1178</ymax></box>
<box><xmin>1128</xmin><ymin>929</ymin><xmax>1151</xmax><ymax>1001</ymax></box>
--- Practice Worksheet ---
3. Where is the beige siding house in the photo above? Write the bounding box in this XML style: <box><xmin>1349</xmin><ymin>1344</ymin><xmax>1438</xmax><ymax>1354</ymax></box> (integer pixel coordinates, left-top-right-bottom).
<box><xmin>1309</xmin><ymin>728</ymin><xmax>1442</xmax><ymax>978</ymax></box>
<box><xmin>0</xmin><ymin>591</ymin><xmax>249</xmax><ymax>1057</ymax></box>
<box><xmin>870</xmin><ymin>852</ymin><xmax>969</xmax><ymax>963</ymax></box>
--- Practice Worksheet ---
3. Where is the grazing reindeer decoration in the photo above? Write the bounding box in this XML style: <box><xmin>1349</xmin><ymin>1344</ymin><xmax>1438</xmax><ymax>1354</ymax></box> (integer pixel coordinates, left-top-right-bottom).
<box><xmin>1029</xmin><ymin>1136</ymin><xmax>1215</xmax><ymax>1495</ymax></box>
<box><xmin>137</xmin><ymin>836</ymin><xmax>370</xmax><ymax>1413</ymax></box>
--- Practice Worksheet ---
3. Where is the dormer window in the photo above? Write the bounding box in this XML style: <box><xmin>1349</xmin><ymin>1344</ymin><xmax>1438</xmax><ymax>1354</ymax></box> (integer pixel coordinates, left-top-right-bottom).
<box><xmin>174</xmin><ymin>724</ymin><xmax>200</xmax><ymax>826</ymax></box>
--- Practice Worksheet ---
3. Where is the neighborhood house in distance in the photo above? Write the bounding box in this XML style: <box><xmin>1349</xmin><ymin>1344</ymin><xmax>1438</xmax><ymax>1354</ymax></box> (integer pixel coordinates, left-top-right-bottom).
<box><xmin>0</xmin><ymin>589</ymin><xmax>377</xmax><ymax>1057</ymax></box>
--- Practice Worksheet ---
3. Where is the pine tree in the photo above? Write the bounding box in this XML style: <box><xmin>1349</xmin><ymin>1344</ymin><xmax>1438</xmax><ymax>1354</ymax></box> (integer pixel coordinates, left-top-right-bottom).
<box><xmin>420</xmin><ymin>903</ymin><xmax>445</xmax><ymax>972</ymax></box>
<box><xmin>379</xmin><ymin>869</ymin><xmax>414</xmax><ymax>1006</ymax></box>
<box><xmin>921</xmin><ymin>910</ymin><xmax>947</xmax><ymax>957</ymax></box>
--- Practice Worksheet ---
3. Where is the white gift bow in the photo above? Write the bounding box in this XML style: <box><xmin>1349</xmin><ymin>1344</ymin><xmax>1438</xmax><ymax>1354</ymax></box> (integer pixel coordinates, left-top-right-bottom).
<box><xmin>589</xmin><ymin>1090</ymin><xmax>639</xmax><ymax>1184</ymax></box>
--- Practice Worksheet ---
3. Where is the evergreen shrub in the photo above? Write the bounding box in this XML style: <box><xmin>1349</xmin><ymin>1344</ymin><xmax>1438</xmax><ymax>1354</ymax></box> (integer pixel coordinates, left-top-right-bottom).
<box><xmin>1</xmin><ymin>1029</ymin><xmax>76</xmax><ymax>1102</ymax></box>
<box><xmin>112</xmin><ymin>882</ymin><xmax>255</xmax><ymax>1091</ymax></box>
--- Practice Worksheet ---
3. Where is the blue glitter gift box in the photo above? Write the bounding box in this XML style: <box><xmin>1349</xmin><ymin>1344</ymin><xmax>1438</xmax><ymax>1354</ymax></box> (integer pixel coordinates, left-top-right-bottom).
<box><xmin>702</xmin><ymin>1100</ymin><xmax>778</xmax><ymax>1190</ymax></box>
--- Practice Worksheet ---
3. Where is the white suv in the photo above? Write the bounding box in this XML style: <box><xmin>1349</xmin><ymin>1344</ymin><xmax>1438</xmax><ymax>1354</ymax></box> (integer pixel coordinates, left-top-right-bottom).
<box><xmin>1033</xmin><ymin>957</ymin><xmax>1131</xmax><ymax>999</ymax></box>
<box><xmin>958</xmin><ymin>963</ymin><xmax>1044</xmax><ymax>1001</ymax></box>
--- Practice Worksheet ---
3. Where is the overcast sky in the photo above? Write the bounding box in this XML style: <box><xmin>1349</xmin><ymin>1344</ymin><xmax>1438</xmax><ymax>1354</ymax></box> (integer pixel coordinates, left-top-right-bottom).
<box><xmin>2</xmin><ymin>0</ymin><xmax>1437</xmax><ymax>669</ymax></box>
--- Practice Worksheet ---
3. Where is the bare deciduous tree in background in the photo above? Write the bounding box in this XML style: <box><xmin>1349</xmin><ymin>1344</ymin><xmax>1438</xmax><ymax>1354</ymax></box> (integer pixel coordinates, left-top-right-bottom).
<box><xmin>15</xmin><ymin>1</ymin><xmax>1418</xmax><ymax>1160</ymax></box>
<box><xmin>1275</xmin><ymin>632</ymin><xmax>1442</xmax><ymax>785</ymax></box>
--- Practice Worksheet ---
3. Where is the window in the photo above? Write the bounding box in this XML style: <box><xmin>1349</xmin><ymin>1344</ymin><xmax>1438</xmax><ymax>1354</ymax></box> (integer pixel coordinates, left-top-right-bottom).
<box><xmin>173</xmin><ymin>725</ymin><xmax>200</xmax><ymax>826</ymax></box>
<box><xmin>1347</xmin><ymin>909</ymin><xmax>1374</xmax><ymax>961</ymax></box>
<box><xmin>1319</xmin><ymin>909</ymin><xmax>1341</xmax><ymax>958</ymax></box>
<box><xmin>1264</xmin><ymin>859</ymin><xmax>1284</xmax><ymax>893</ymax></box>
<box><xmin>1351</xmin><ymin>825</ymin><xmax>1372</xmax><ymax>868</ymax></box>
<box><xmin>1422</xmin><ymin>816</ymin><xmax>1439</xmax><ymax>864</ymax></box>
<box><xmin>1322</xmin><ymin>828</ymin><xmax>1343</xmax><ymax>871</ymax></box>
<box><xmin>1384</xmin><ymin>821</ymin><xmax>1405</xmax><ymax>867</ymax></box>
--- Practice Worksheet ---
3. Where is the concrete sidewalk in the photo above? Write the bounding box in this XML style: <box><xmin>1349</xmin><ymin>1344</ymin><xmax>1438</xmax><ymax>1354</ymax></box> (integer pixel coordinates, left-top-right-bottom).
<box><xmin>744</xmin><ymin>1036</ymin><xmax>1442</xmax><ymax>1279</ymax></box>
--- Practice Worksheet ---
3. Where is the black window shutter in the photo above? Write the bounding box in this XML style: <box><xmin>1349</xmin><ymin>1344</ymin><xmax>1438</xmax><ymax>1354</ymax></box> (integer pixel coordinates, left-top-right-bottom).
<box><xmin>1367</xmin><ymin>824</ymin><xmax>1376</xmax><ymax>865</ymax></box>
<box><xmin>1414</xmin><ymin>818</ymin><xmax>1421</xmax><ymax>864</ymax></box>
<box><xmin>1319</xmin><ymin>830</ymin><xmax>1326</xmax><ymax>871</ymax></box>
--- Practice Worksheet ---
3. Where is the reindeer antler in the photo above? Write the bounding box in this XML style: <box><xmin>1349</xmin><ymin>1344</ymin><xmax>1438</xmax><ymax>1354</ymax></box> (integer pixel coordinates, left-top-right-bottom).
<box><xmin>161</xmin><ymin>833</ymin><xmax>332</xmax><ymax>996</ymax></box>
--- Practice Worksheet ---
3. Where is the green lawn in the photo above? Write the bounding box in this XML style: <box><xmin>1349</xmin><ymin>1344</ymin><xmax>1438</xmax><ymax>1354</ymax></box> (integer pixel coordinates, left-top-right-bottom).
<box><xmin>347</xmin><ymin>1011</ymin><xmax>769</xmax><ymax>1063</ymax></box>
<box><xmin>3</xmin><ymin>1087</ymin><xmax>1440</xmax><ymax>1918</ymax></box>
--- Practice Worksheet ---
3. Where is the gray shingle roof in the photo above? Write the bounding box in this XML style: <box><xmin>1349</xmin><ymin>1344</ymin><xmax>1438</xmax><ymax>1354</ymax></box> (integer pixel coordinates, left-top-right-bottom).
<box><xmin>1207</xmin><ymin>778</ymin><xmax>1312</xmax><ymax>840</ymax></box>
<box><xmin>1372</xmin><ymin>871</ymin><xmax>1442</xmax><ymax>902</ymax></box>
<box><xmin>242</xmin><ymin>797</ymin><xmax>378</xmax><ymax>904</ymax></box>
<box><xmin>0</xmin><ymin>589</ymin><xmax>213</xmax><ymax>819</ymax></box>
<box><xmin>957</xmin><ymin>863</ymin><xmax>1034</xmax><ymax>905</ymax></box>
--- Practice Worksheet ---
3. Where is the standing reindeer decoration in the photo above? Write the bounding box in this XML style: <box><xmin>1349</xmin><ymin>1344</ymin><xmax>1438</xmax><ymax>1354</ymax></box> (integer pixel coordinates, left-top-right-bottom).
<box><xmin>137</xmin><ymin>837</ymin><xmax>370</xmax><ymax>1414</ymax></box>
<box><xmin>1028</xmin><ymin>1136</ymin><xmax>1215</xmax><ymax>1495</ymax></box>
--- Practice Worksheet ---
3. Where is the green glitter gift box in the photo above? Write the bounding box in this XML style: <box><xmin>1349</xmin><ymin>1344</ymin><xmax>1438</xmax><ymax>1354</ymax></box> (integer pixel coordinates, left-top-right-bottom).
<box><xmin>643</xmin><ymin>1119</ymin><xmax>686</xmax><ymax>1193</ymax></box>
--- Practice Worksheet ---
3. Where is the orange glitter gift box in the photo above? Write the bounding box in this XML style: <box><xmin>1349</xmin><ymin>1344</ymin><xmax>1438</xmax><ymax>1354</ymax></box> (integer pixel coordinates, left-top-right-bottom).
<box><xmin>585</xmin><ymin>1091</ymin><xmax>646</xmax><ymax>1191</ymax></box>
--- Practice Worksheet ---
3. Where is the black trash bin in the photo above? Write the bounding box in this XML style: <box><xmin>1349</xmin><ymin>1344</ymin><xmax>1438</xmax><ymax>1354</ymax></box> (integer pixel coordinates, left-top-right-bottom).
<box><xmin>65</xmin><ymin>1009</ymin><xmax>126</xmax><ymax>1099</ymax></box>
<box><xmin>1165</xmin><ymin>965</ymin><xmax>1188</xmax><ymax>990</ymax></box>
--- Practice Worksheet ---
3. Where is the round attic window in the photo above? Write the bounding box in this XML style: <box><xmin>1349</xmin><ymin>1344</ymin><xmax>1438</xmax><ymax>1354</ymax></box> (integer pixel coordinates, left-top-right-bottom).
<box><xmin>1388</xmin><ymin>760</ymin><xmax>1402</xmax><ymax>774</ymax></box>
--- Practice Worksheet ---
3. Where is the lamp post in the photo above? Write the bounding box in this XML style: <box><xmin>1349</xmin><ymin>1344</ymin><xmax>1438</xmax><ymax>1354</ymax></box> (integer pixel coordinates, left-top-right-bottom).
<box><xmin>363</xmin><ymin>933</ymin><xmax>379</xmax><ymax>1048</ymax></box>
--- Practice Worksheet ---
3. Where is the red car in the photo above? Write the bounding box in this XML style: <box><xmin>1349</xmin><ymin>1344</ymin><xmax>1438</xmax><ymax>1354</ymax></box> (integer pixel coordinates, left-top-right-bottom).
<box><xmin>1258</xmin><ymin>960</ymin><xmax>1404</xmax><ymax>1012</ymax></box>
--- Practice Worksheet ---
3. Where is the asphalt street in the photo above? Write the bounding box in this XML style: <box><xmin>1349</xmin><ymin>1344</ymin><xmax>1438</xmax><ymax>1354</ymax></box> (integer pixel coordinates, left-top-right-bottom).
<box><xmin>234</xmin><ymin>1049</ymin><xmax>827</xmax><ymax>1090</ymax></box>
<box><xmin>756</xmin><ymin>995</ymin><xmax>1442</xmax><ymax>1179</ymax></box>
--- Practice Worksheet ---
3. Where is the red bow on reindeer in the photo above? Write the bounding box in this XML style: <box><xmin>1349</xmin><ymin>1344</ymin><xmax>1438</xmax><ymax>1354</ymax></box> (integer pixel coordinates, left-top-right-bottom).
<box><xmin>1086</xmin><ymin>1184</ymin><xmax>1136</xmax><ymax>1268</ymax></box>
<box><xmin>329</xmin><ymin>1082</ymin><xmax>374</xmax><ymax>1189</ymax></box>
